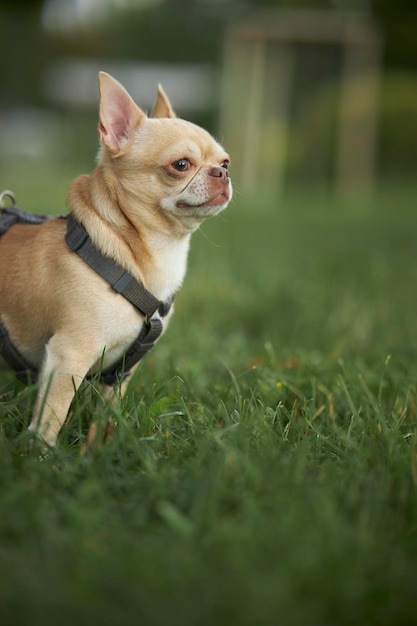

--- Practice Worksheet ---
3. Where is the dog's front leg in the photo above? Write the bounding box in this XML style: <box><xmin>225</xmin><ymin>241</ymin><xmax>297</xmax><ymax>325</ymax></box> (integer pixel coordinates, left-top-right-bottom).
<box><xmin>29</xmin><ymin>335</ymin><xmax>94</xmax><ymax>448</ymax></box>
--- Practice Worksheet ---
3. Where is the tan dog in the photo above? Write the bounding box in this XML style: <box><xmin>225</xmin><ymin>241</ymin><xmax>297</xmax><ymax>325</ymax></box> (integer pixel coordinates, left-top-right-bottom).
<box><xmin>0</xmin><ymin>72</ymin><xmax>232</xmax><ymax>448</ymax></box>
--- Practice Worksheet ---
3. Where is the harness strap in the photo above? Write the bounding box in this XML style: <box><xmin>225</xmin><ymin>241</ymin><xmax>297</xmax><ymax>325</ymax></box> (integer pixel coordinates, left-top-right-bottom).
<box><xmin>0</xmin><ymin>202</ymin><xmax>52</xmax><ymax>383</ymax></box>
<box><xmin>99</xmin><ymin>317</ymin><xmax>163</xmax><ymax>386</ymax></box>
<box><xmin>65</xmin><ymin>215</ymin><xmax>165</xmax><ymax>319</ymax></box>
<box><xmin>65</xmin><ymin>214</ymin><xmax>174</xmax><ymax>385</ymax></box>
<box><xmin>0</xmin><ymin>321</ymin><xmax>38</xmax><ymax>383</ymax></box>
<box><xmin>0</xmin><ymin>206</ymin><xmax>53</xmax><ymax>235</ymax></box>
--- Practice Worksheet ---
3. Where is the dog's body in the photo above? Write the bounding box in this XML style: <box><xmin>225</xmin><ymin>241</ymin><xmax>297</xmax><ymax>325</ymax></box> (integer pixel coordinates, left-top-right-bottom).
<box><xmin>0</xmin><ymin>72</ymin><xmax>231</xmax><ymax>447</ymax></box>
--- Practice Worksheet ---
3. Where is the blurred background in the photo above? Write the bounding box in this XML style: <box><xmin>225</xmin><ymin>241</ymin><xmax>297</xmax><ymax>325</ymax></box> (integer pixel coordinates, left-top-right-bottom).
<box><xmin>0</xmin><ymin>0</ymin><xmax>416</xmax><ymax>367</ymax></box>
<box><xmin>0</xmin><ymin>0</ymin><xmax>416</xmax><ymax>199</ymax></box>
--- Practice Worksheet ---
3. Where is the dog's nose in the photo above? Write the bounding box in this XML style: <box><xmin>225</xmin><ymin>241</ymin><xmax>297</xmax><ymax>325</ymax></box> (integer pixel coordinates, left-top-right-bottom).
<box><xmin>210</xmin><ymin>166</ymin><xmax>229</xmax><ymax>183</ymax></box>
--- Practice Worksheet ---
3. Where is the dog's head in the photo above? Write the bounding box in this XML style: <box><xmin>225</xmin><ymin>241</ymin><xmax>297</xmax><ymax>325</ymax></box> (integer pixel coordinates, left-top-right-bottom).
<box><xmin>97</xmin><ymin>72</ymin><xmax>232</xmax><ymax>232</ymax></box>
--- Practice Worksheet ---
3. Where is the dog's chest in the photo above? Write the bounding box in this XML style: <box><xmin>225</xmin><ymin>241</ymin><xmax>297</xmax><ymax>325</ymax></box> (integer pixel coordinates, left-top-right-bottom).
<box><xmin>144</xmin><ymin>235</ymin><xmax>190</xmax><ymax>302</ymax></box>
<box><xmin>93</xmin><ymin>298</ymin><xmax>171</xmax><ymax>375</ymax></box>
<box><xmin>91</xmin><ymin>237</ymin><xmax>188</xmax><ymax>374</ymax></box>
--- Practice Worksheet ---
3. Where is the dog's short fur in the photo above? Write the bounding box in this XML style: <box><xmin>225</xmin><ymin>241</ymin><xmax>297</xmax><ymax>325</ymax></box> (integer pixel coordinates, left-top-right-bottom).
<box><xmin>0</xmin><ymin>72</ymin><xmax>232</xmax><ymax>447</ymax></box>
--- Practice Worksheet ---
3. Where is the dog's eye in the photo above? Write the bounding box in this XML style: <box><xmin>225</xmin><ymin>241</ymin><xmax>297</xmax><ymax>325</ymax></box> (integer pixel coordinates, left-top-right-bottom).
<box><xmin>221</xmin><ymin>160</ymin><xmax>229</xmax><ymax>170</ymax></box>
<box><xmin>172</xmin><ymin>159</ymin><xmax>191</xmax><ymax>172</ymax></box>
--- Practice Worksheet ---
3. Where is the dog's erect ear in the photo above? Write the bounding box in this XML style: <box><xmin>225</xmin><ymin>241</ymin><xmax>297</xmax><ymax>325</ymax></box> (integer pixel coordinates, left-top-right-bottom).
<box><xmin>98</xmin><ymin>72</ymin><xmax>146</xmax><ymax>153</ymax></box>
<box><xmin>151</xmin><ymin>84</ymin><xmax>176</xmax><ymax>119</ymax></box>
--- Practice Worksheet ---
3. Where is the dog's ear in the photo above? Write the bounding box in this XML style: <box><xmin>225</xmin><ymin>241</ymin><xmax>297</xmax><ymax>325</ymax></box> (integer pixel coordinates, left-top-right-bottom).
<box><xmin>151</xmin><ymin>84</ymin><xmax>176</xmax><ymax>119</ymax></box>
<box><xmin>98</xmin><ymin>72</ymin><xmax>146</xmax><ymax>153</ymax></box>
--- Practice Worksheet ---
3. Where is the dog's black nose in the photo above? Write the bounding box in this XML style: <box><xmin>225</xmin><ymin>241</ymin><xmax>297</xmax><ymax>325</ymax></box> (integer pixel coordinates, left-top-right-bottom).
<box><xmin>210</xmin><ymin>166</ymin><xmax>229</xmax><ymax>183</ymax></box>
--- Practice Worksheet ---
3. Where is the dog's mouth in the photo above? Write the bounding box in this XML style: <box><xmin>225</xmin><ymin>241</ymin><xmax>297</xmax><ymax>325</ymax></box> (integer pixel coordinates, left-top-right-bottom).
<box><xmin>176</xmin><ymin>192</ymin><xmax>229</xmax><ymax>211</ymax></box>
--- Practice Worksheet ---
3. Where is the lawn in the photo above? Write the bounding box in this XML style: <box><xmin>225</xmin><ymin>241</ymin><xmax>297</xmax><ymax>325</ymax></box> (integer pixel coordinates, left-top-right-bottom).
<box><xmin>1</xmin><ymin>164</ymin><xmax>417</xmax><ymax>625</ymax></box>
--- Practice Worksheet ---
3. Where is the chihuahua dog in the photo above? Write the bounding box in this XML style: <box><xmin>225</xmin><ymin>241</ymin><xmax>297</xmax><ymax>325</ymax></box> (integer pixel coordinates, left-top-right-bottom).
<box><xmin>0</xmin><ymin>72</ymin><xmax>232</xmax><ymax>447</ymax></box>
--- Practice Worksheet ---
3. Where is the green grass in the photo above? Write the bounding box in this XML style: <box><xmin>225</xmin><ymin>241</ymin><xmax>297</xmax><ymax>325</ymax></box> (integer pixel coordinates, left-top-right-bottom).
<box><xmin>1</xmin><ymin>164</ymin><xmax>417</xmax><ymax>625</ymax></box>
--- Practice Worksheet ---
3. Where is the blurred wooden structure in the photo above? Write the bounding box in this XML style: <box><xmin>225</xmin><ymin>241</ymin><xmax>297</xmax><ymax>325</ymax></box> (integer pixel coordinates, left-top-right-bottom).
<box><xmin>221</xmin><ymin>9</ymin><xmax>382</xmax><ymax>198</ymax></box>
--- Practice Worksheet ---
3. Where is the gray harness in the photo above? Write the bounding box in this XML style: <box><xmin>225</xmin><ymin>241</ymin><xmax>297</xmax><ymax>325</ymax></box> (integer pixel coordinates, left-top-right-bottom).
<box><xmin>0</xmin><ymin>191</ymin><xmax>173</xmax><ymax>385</ymax></box>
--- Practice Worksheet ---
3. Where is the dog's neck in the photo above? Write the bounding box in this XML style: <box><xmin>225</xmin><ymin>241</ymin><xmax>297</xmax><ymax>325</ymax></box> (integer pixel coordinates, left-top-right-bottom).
<box><xmin>67</xmin><ymin>166</ymin><xmax>191</xmax><ymax>302</ymax></box>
